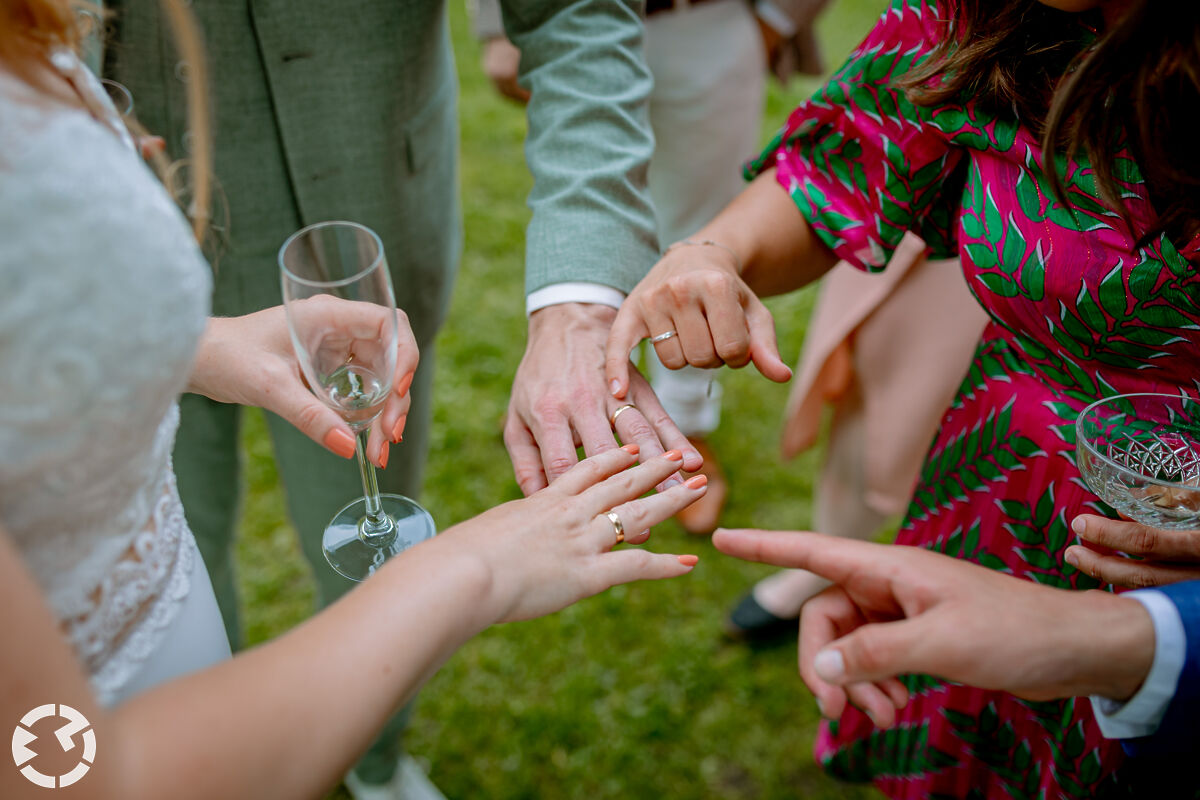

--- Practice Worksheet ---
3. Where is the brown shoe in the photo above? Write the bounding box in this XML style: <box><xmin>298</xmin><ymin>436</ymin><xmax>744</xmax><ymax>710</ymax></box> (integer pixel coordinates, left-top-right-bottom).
<box><xmin>675</xmin><ymin>437</ymin><xmax>728</xmax><ymax>534</ymax></box>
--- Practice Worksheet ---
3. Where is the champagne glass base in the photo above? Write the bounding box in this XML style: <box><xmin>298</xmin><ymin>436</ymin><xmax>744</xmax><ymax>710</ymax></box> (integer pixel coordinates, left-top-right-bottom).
<box><xmin>322</xmin><ymin>493</ymin><xmax>436</xmax><ymax>582</ymax></box>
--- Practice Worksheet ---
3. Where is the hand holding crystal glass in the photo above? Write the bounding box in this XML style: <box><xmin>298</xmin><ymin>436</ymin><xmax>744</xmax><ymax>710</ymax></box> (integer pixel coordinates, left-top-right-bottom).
<box><xmin>1068</xmin><ymin>392</ymin><xmax>1200</xmax><ymax>588</ymax></box>
<box><xmin>280</xmin><ymin>221</ymin><xmax>431</xmax><ymax>581</ymax></box>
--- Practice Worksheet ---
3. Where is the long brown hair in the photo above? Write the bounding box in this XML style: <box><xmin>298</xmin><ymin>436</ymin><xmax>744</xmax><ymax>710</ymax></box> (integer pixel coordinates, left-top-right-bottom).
<box><xmin>904</xmin><ymin>0</ymin><xmax>1200</xmax><ymax>247</ymax></box>
<box><xmin>0</xmin><ymin>0</ymin><xmax>212</xmax><ymax>243</ymax></box>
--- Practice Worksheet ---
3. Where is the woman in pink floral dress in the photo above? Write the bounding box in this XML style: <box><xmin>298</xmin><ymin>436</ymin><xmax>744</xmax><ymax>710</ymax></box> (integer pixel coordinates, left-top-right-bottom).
<box><xmin>605</xmin><ymin>0</ymin><xmax>1200</xmax><ymax>795</ymax></box>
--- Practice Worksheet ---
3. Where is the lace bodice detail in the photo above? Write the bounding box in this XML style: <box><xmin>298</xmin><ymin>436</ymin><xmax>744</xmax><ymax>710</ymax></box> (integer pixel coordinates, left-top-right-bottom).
<box><xmin>0</xmin><ymin>55</ymin><xmax>211</xmax><ymax>702</ymax></box>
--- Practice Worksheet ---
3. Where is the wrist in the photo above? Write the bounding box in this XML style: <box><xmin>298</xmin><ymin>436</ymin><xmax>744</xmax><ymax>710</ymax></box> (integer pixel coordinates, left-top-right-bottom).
<box><xmin>528</xmin><ymin>302</ymin><xmax>617</xmax><ymax>337</ymax></box>
<box><xmin>1073</xmin><ymin>592</ymin><xmax>1155</xmax><ymax>701</ymax></box>
<box><xmin>386</xmin><ymin>533</ymin><xmax>499</xmax><ymax>635</ymax></box>
<box><xmin>664</xmin><ymin>238</ymin><xmax>743</xmax><ymax>276</ymax></box>
<box><xmin>186</xmin><ymin>316</ymin><xmax>228</xmax><ymax>398</ymax></box>
<box><xmin>691</xmin><ymin>223</ymin><xmax>761</xmax><ymax>278</ymax></box>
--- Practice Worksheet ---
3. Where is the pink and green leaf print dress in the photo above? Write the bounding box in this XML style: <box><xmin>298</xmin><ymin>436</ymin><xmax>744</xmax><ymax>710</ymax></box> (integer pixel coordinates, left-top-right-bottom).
<box><xmin>747</xmin><ymin>0</ymin><xmax>1200</xmax><ymax>797</ymax></box>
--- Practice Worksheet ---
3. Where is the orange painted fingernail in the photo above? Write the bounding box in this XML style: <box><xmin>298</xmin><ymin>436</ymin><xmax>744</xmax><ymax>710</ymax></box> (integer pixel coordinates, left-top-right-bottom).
<box><xmin>664</xmin><ymin>449</ymin><xmax>683</xmax><ymax>461</ymax></box>
<box><xmin>622</xmin><ymin>444</ymin><xmax>640</xmax><ymax>455</ymax></box>
<box><xmin>323</xmin><ymin>428</ymin><xmax>356</xmax><ymax>459</ymax></box>
<box><xmin>398</xmin><ymin>372</ymin><xmax>414</xmax><ymax>397</ymax></box>
<box><xmin>379</xmin><ymin>441</ymin><xmax>390</xmax><ymax>470</ymax></box>
<box><xmin>678</xmin><ymin>555</ymin><xmax>699</xmax><ymax>567</ymax></box>
<box><xmin>685</xmin><ymin>474</ymin><xmax>707</xmax><ymax>489</ymax></box>
<box><xmin>392</xmin><ymin>415</ymin><xmax>407</xmax><ymax>442</ymax></box>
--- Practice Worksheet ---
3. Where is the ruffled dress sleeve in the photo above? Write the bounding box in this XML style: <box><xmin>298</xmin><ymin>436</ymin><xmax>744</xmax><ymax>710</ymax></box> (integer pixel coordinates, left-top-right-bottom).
<box><xmin>746</xmin><ymin>0</ymin><xmax>962</xmax><ymax>271</ymax></box>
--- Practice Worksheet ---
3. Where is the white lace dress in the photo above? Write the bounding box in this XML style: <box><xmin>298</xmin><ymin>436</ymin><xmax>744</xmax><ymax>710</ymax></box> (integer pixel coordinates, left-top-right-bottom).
<box><xmin>0</xmin><ymin>52</ymin><xmax>231</xmax><ymax>705</ymax></box>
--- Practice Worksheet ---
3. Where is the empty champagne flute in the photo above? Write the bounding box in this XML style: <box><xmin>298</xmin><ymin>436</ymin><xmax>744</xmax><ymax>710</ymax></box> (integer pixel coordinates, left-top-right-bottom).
<box><xmin>279</xmin><ymin>221</ymin><xmax>435</xmax><ymax>581</ymax></box>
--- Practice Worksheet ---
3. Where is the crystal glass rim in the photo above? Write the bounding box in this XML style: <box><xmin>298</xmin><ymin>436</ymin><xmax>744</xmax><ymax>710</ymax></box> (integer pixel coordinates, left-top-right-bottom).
<box><xmin>278</xmin><ymin>220</ymin><xmax>385</xmax><ymax>289</ymax></box>
<box><xmin>1075</xmin><ymin>391</ymin><xmax>1200</xmax><ymax>492</ymax></box>
<box><xmin>100</xmin><ymin>78</ymin><xmax>133</xmax><ymax>115</ymax></box>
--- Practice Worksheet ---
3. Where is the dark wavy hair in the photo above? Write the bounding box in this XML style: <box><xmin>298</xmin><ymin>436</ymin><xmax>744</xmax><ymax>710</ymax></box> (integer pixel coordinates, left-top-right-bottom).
<box><xmin>903</xmin><ymin>0</ymin><xmax>1200</xmax><ymax>247</ymax></box>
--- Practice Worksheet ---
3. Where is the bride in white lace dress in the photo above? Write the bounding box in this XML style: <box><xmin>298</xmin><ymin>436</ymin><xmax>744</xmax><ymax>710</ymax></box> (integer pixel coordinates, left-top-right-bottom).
<box><xmin>0</xmin><ymin>3</ymin><xmax>706</xmax><ymax>797</ymax></box>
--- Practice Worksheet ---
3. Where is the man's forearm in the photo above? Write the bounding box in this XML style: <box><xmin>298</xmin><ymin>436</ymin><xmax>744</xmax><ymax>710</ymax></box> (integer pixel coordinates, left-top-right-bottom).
<box><xmin>502</xmin><ymin>0</ymin><xmax>659</xmax><ymax>295</ymax></box>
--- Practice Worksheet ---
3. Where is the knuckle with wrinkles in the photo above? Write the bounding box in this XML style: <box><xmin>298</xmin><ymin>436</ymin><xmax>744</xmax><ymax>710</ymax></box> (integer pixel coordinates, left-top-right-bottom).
<box><xmin>716</xmin><ymin>340</ymin><xmax>751</xmax><ymax>365</ymax></box>
<box><xmin>1129</xmin><ymin>568</ymin><xmax>1158</xmax><ymax>589</ymax></box>
<box><xmin>666</xmin><ymin>277</ymin><xmax>697</xmax><ymax>305</ymax></box>
<box><xmin>531</xmin><ymin>396</ymin><xmax>566</xmax><ymax>421</ymax></box>
<box><xmin>544</xmin><ymin>456</ymin><xmax>575</xmax><ymax>477</ymax></box>
<box><xmin>850</xmin><ymin>638</ymin><xmax>887</xmax><ymax>676</ymax></box>
<box><xmin>700</xmin><ymin>272</ymin><xmax>733</xmax><ymax>295</ymax></box>
<box><xmin>295</xmin><ymin>404</ymin><xmax>326</xmax><ymax>433</ymax></box>
<box><xmin>645</xmin><ymin>410</ymin><xmax>674</xmax><ymax>430</ymax></box>
<box><xmin>615</xmin><ymin>502</ymin><xmax>644</xmax><ymax>530</ymax></box>
<box><xmin>1129</xmin><ymin>526</ymin><xmax>1158</xmax><ymax>554</ymax></box>
<box><xmin>515</xmin><ymin>470</ymin><xmax>542</xmax><ymax>491</ymax></box>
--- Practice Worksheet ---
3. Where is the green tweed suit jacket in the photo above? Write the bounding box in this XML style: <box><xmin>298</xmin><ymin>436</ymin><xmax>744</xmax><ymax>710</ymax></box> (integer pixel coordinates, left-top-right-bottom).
<box><xmin>106</xmin><ymin>0</ymin><xmax>660</xmax><ymax>324</ymax></box>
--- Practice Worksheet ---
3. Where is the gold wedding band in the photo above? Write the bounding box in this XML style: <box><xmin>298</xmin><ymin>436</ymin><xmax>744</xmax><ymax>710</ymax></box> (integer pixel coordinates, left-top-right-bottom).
<box><xmin>607</xmin><ymin>511</ymin><xmax>625</xmax><ymax>545</ymax></box>
<box><xmin>650</xmin><ymin>330</ymin><xmax>678</xmax><ymax>344</ymax></box>
<box><xmin>610</xmin><ymin>403</ymin><xmax>637</xmax><ymax>427</ymax></box>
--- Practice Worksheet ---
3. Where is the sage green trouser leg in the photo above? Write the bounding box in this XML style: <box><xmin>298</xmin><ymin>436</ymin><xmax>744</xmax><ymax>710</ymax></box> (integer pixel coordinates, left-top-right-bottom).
<box><xmin>174</xmin><ymin>348</ymin><xmax>434</xmax><ymax>783</ymax></box>
<box><xmin>174</xmin><ymin>394</ymin><xmax>245</xmax><ymax>647</ymax></box>
<box><xmin>263</xmin><ymin>346</ymin><xmax>436</xmax><ymax>783</ymax></box>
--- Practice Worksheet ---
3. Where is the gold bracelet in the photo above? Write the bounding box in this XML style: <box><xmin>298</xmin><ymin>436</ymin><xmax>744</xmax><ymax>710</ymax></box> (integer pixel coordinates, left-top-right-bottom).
<box><xmin>664</xmin><ymin>238</ymin><xmax>743</xmax><ymax>272</ymax></box>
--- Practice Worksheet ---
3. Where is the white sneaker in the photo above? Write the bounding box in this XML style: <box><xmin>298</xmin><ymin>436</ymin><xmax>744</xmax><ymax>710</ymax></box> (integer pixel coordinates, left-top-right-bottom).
<box><xmin>344</xmin><ymin>755</ymin><xmax>447</xmax><ymax>800</ymax></box>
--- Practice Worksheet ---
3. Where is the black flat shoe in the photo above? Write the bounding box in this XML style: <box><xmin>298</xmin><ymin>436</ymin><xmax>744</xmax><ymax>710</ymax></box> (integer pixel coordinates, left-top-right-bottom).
<box><xmin>723</xmin><ymin>592</ymin><xmax>800</xmax><ymax>646</ymax></box>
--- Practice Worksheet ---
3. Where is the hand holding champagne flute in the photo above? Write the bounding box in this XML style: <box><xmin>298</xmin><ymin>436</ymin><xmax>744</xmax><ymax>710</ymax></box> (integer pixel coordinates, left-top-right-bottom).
<box><xmin>279</xmin><ymin>221</ymin><xmax>432</xmax><ymax>581</ymax></box>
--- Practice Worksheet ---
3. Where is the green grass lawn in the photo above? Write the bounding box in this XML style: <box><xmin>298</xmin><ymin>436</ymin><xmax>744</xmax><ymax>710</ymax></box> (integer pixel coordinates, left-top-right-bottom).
<box><xmin>235</xmin><ymin>2</ymin><xmax>888</xmax><ymax>797</ymax></box>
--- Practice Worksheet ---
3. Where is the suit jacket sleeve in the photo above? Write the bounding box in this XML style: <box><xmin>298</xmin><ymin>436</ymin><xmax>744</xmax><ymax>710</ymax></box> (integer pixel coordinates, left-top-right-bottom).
<box><xmin>500</xmin><ymin>0</ymin><xmax>659</xmax><ymax>296</ymax></box>
<box><xmin>1121</xmin><ymin>580</ymin><xmax>1200</xmax><ymax>758</ymax></box>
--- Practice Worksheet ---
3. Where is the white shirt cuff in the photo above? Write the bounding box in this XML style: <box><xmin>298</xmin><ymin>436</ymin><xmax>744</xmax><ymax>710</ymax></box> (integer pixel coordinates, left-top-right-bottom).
<box><xmin>1090</xmin><ymin>590</ymin><xmax>1187</xmax><ymax>740</ymax></box>
<box><xmin>526</xmin><ymin>282</ymin><xmax>625</xmax><ymax>316</ymax></box>
<box><xmin>754</xmin><ymin>1</ymin><xmax>799</xmax><ymax>37</ymax></box>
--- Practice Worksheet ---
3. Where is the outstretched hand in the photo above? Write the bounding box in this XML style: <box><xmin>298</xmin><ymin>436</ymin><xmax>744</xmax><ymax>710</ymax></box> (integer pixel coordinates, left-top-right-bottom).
<box><xmin>449</xmin><ymin>446</ymin><xmax>707</xmax><ymax>624</ymax></box>
<box><xmin>604</xmin><ymin>242</ymin><xmax>791</xmax><ymax>402</ymax></box>
<box><xmin>504</xmin><ymin>303</ymin><xmax>700</xmax><ymax>496</ymax></box>
<box><xmin>712</xmin><ymin>529</ymin><xmax>1154</xmax><ymax>727</ymax></box>
<box><xmin>187</xmin><ymin>305</ymin><xmax>418</xmax><ymax>468</ymax></box>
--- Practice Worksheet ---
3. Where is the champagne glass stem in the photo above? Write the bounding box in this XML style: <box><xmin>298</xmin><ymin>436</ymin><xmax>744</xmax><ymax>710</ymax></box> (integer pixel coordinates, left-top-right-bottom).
<box><xmin>354</xmin><ymin>427</ymin><xmax>396</xmax><ymax>545</ymax></box>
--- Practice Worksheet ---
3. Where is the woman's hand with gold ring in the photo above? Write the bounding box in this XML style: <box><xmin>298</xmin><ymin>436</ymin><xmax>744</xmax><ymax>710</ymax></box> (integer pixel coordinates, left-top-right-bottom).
<box><xmin>446</xmin><ymin>446</ymin><xmax>707</xmax><ymax>624</ymax></box>
<box><xmin>607</xmin><ymin>511</ymin><xmax>625</xmax><ymax>545</ymax></box>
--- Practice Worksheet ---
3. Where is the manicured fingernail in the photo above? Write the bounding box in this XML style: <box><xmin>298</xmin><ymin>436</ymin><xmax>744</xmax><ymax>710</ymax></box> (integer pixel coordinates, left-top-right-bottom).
<box><xmin>664</xmin><ymin>449</ymin><xmax>684</xmax><ymax>462</ymax></box>
<box><xmin>815</xmin><ymin>698</ymin><xmax>828</xmax><ymax>718</ymax></box>
<box><xmin>1064</xmin><ymin>549</ymin><xmax>1079</xmax><ymax>568</ymax></box>
<box><xmin>685</xmin><ymin>474</ymin><xmax>707</xmax><ymax>490</ymax></box>
<box><xmin>1071</xmin><ymin>516</ymin><xmax>1086</xmax><ymax>536</ymax></box>
<box><xmin>622</xmin><ymin>443</ymin><xmax>640</xmax><ymax>455</ymax></box>
<box><xmin>379</xmin><ymin>441</ymin><xmax>390</xmax><ymax>469</ymax></box>
<box><xmin>323</xmin><ymin>428</ymin><xmax>356</xmax><ymax>459</ymax></box>
<box><xmin>866</xmin><ymin>710</ymin><xmax>879</xmax><ymax>727</ymax></box>
<box><xmin>678</xmin><ymin>554</ymin><xmax>699</xmax><ymax>567</ymax></box>
<box><xmin>610</xmin><ymin>379</ymin><xmax>621</xmax><ymax>396</ymax></box>
<box><xmin>391</xmin><ymin>415</ymin><xmax>407</xmax><ymax>442</ymax></box>
<box><xmin>814</xmin><ymin>649</ymin><xmax>844</xmax><ymax>681</ymax></box>
<box><xmin>663</xmin><ymin>476</ymin><xmax>684</xmax><ymax>488</ymax></box>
